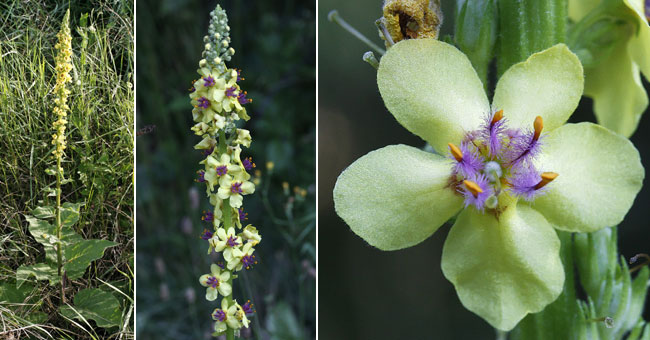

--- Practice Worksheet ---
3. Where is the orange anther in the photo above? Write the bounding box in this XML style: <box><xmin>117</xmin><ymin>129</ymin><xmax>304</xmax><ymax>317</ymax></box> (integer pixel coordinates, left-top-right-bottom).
<box><xmin>492</xmin><ymin>109</ymin><xmax>504</xmax><ymax>125</ymax></box>
<box><xmin>534</xmin><ymin>172</ymin><xmax>558</xmax><ymax>190</ymax></box>
<box><xmin>533</xmin><ymin>116</ymin><xmax>544</xmax><ymax>140</ymax></box>
<box><xmin>448</xmin><ymin>143</ymin><xmax>463</xmax><ymax>162</ymax></box>
<box><xmin>463</xmin><ymin>180</ymin><xmax>483</xmax><ymax>198</ymax></box>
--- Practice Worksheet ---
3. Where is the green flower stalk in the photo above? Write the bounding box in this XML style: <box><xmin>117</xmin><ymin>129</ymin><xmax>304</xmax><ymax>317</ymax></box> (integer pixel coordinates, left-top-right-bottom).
<box><xmin>52</xmin><ymin>9</ymin><xmax>73</xmax><ymax>281</ymax></box>
<box><xmin>333</xmin><ymin>39</ymin><xmax>645</xmax><ymax>331</ymax></box>
<box><xmin>189</xmin><ymin>5</ymin><xmax>258</xmax><ymax>339</ymax></box>
<box><xmin>568</xmin><ymin>0</ymin><xmax>650</xmax><ymax>137</ymax></box>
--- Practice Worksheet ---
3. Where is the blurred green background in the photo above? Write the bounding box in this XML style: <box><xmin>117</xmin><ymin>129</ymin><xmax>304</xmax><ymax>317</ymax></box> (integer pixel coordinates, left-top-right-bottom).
<box><xmin>136</xmin><ymin>0</ymin><xmax>315</xmax><ymax>339</ymax></box>
<box><xmin>318</xmin><ymin>0</ymin><xmax>650</xmax><ymax>338</ymax></box>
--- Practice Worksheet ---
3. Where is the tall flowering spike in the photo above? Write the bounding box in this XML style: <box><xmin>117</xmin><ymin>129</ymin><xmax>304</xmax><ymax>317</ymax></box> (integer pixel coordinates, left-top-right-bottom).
<box><xmin>191</xmin><ymin>4</ymin><xmax>258</xmax><ymax>338</ymax></box>
<box><xmin>52</xmin><ymin>9</ymin><xmax>73</xmax><ymax>170</ymax></box>
<box><xmin>51</xmin><ymin>9</ymin><xmax>74</xmax><ymax>282</ymax></box>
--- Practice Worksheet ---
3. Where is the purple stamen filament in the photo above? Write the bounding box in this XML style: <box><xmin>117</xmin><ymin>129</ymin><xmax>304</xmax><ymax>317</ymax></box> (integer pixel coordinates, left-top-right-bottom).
<box><xmin>449</xmin><ymin>111</ymin><xmax>554</xmax><ymax>210</ymax></box>
<box><xmin>225</xmin><ymin>86</ymin><xmax>237</xmax><ymax>97</ymax></box>
<box><xmin>242</xmin><ymin>157</ymin><xmax>255</xmax><ymax>171</ymax></box>
<box><xmin>242</xmin><ymin>255</ymin><xmax>256</xmax><ymax>269</ymax></box>
<box><xmin>197</xmin><ymin>97</ymin><xmax>210</xmax><ymax>109</ymax></box>
<box><xmin>213</xmin><ymin>309</ymin><xmax>227</xmax><ymax>322</ymax></box>
<box><xmin>216</xmin><ymin>165</ymin><xmax>228</xmax><ymax>176</ymax></box>
<box><xmin>201</xmin><ymin>229</ymin><xmax>213</xmax><ymax>240</ymax></box>
<box><xmin>237</xmin><ymin>91</ymin><xmax>251</xmax><ymax>105</ymax></box>
<box><xmin>206</xmin><ymin>276</ymin><xmax>220</xmax><ymax>288</ymax></box>
<box><xmin>202</xmin><ymin>210</ymin><xmax>214</xmax><ymax>222</ymax></box>
<box><xmin>196</xmin><ymin>170</ymin><xmax>206</xmax><ymax>182</ymax></box>
<box><xmin>203</xmin><ymin>75</ymin><xmax>215</xmax><ymax>87</ymax></box>
<box><xmin>231</xmin><ymin>182</ymin><xmax>243</xmax><ymax>194</ymax></box>
<box><xmin>242</xmin><ymin>300</ymin><xmax>255</xmax><ymax>316</ymax></box>
<box><xmin>238</xmin><ymin>208</ymin><xmax>248</xmax><ymax>222</ymax></box>
<box><xmin>227</xmin><ymin>235</ymin><xmax>240</xmax><ymax>247</ymax></box>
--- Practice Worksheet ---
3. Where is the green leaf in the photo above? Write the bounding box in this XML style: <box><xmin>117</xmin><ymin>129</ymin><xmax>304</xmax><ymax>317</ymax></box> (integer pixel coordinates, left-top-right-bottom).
<box><xmin>64</xmin><ymin>239</ymin><xmax>117</xmax><ymax>281</ymax></box>
<box><xmin>59</xmin><ymin>288</ymin><xmax>122</xmax><ymax>328</ymax></box>
<box><xmin>0</xmin><ymin>283</ymin><xmax>48</xmax><ymax>323</ymax></box>
<box><xmin>16</xmin><ymin>263</ymin><xmax>59</xmax><ymax>287</ymax></box>
<box><xmin>24</xmin><ymin>215</ymin><xmax>82</xmax><ymax>264</ymax></box>
<box><xmin>0</xmin><ymin>282</ymin><xmax>37</xmax><ymax>303</ymax></box>
<box><xmin>32</xmin><ymin>206</ymin><xmax>54</xmax><ymax>219</ymax></box>
<box><xmin>20</xmin><ymin>208</ymin><xmax>116</xmax><ymax>286</ymax></box>
<box><xmin>25</xmin><ymin>312</ymin><xmax>48</xmax><ymax>324</ymax></box>
<box><xmin>61</xmin><ymin>202</ymin><xmax>84</xmax><ymax>228</ymax></box>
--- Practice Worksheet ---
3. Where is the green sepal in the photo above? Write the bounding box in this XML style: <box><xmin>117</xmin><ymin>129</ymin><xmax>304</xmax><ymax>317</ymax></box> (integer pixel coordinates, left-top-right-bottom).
<box><xmin>511</xmin><ymin>227</ymin><xmax>650</xmax><ymax>339</ymax></box>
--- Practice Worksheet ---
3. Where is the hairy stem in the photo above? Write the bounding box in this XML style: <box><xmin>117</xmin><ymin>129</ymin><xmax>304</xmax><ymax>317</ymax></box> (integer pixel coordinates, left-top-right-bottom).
<box><xmin>497</xmin><ymin>0</ymin><xmax>567</xmax><ymax>76</ymax></box>
<box><xmin>219</xmin><ymin>129</ymin><xmax>236</xmax><ymax>339</ymax></box>
<box><xmin>56</xmin><ymin>157</ymin><xmax>64</xmax><ymax>303</ymax></box>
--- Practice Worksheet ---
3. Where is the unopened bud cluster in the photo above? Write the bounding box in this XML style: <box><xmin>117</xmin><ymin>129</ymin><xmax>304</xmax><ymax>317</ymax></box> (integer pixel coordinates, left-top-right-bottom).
<box><xmin>201</xmin><ymin>5</ymin><xmax>236</xmax><ymax>73</ymax></box>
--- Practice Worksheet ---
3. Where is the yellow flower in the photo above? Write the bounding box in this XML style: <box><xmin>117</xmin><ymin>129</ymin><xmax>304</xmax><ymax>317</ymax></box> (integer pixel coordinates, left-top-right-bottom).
<box><xmin>569</xmin><ymin>0</ymin><xmax>650</xmax><ymax>137</ymax></box>
<box><xmin>51</xmin><ymin>10</ymin><xmax>73</xmax><ymax>162</ymax></box>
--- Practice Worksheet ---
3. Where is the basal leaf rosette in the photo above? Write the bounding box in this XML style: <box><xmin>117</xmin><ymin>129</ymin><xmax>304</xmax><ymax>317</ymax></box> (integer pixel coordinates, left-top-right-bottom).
<box><xmin>333</xmin><ymin>39</ymin><xmax>645</xmax><ymax>331</ymax></box>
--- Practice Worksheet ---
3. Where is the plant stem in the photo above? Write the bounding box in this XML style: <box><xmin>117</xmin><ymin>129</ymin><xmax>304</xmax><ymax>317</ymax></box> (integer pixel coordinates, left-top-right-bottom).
<box><xmin>56</xmin><ymin>156</ymin><xmax>64</xmax><ymax>303</ymax></box>
<box><xmin>219</xmin><ymin>129</ymin><xmax>236</xmax><ymax>339</ymax></box>
<box><xmin>226</xmin><ymin>273</ymin><xmax>235</xmax><ymax>340</ymax></box>
<box><xmin>222</xmin><ymin>194</ymin><xmax>236</xmax><ymax>340</ymax></box>
<box><xmin>496</xmin><ymin>0</ymin><xmax>567</xmax><ymax>76</ymax></box>
<box><xmin>496</xmin><ymin>329</ymin><xmax>507</xmax><ymax>340</ymax></box>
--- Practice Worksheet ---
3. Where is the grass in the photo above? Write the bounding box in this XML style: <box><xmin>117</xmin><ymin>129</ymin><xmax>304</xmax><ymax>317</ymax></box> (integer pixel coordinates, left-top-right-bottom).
<box><xmin>0</xmin><ymin>1</ymin><xmax>134</xmax><ymax>339</ymax></box>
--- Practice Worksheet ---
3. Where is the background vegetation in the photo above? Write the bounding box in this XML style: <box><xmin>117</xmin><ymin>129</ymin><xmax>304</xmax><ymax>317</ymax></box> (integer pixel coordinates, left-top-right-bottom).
<box><xmin>318</xmin><ymin>0</ymin><xmax>650</xmax><ymax>338</ymax></box>
<box><xmin>135</xmin><ymin>0</ymin><xmax>315</xmax><ymax>339</ymax></box>
<box><xmin>0</xmin><ymin>0</ymin><xmax>134</xmax><ymax>338</ymax></box>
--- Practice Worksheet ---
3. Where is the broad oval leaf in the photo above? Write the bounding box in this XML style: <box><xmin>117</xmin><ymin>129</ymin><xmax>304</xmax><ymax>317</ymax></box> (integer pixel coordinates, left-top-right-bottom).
<box><xmin>59</xmin><ymin>288</ymin><xmax>122</xmax><ymax>328</ymax></box>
